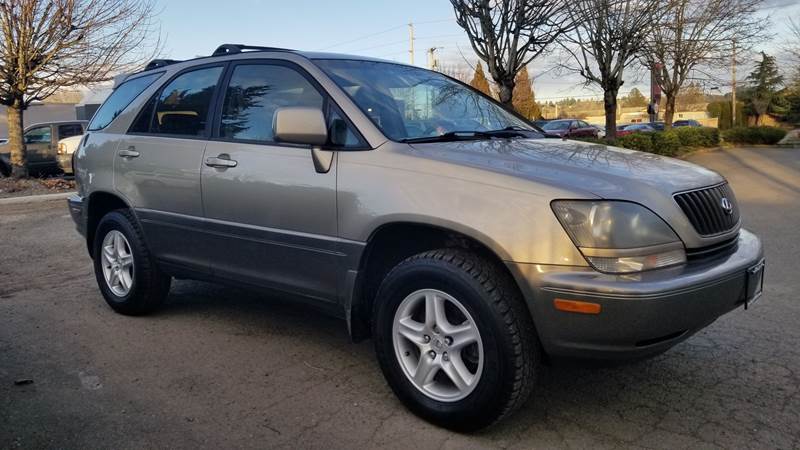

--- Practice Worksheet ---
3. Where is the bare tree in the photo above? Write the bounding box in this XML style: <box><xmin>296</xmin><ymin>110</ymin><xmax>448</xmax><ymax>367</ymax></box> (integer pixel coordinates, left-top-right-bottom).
<box><xmin>641</xmin><ymin>0</ymin><xmax>764</xmax><ymax>128</ymax></box>
<box><xmin>559</xmin><ymin>0</ymin><xmax>667</xmax><ymax>139</ymax></box>
<box><xmin>0</xmin><ymin>0</ymin><xmax>160</xmax><ymax>178</ymax></box>
<box><xmin>450</xmin><ymin>0</ymin><xmax>572</xmax><ymax>106</ymax></box>
<box><xmin>785</xmin><ymin>18</ymin><xmax>800</xmax><ymax>66</ymax></box>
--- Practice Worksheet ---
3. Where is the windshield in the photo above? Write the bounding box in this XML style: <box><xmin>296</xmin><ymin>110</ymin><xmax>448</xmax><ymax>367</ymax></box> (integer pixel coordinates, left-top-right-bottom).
<box><xmin>542</xmin><ymin>121</ymin><xmax>570</xmax><ymax>131</ymax></box>
<box><xmin>314</xmin><ymin>59</ymin><xmax>534</xmax><ymax>141</ymax></box>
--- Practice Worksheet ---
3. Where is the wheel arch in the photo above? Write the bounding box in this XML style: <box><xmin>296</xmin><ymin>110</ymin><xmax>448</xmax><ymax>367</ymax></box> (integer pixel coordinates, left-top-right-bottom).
<box><xmin>347</xmin><ymin>220</ymin><xmax>525</xmax><ymax>341</ymax></box>
<box><xmin>0</xmin><ymin>155</ymin><xmax>10</xmax><ymax>177</ymax></box>
<box><xmin>85</xmin><ymin>190</ymin><xmax>133</xmax><ymax>257</ymax></box>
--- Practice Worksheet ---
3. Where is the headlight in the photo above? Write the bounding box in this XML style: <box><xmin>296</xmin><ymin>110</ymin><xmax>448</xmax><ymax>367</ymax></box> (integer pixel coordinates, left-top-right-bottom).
<box><xmin>551</xmin><ymin>200</ymin><xmax>686</xmax><ymax>273</ymax></box>
<box><xmin>57</xmin><ymin>143</ymin><xmax>66</xmax><ymax>155</ymax></box>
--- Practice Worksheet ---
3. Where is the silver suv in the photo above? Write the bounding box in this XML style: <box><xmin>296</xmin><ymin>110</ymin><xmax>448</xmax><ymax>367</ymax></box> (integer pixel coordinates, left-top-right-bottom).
<box><xmin>68</xmin><ymin>44</ymin><xmax>765</xmax><ymax>430</ymax></box>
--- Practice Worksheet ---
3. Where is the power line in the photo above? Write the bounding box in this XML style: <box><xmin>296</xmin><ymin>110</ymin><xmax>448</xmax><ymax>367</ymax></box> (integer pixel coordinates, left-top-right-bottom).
<box><xmin>349</xmin><ymin>39</ymin><xmax>408</xmax><ymax>53</ymax></box>
<box><xmin>316</xmin><ymin>18</ymin><xmax>455</xmax><ymax>51</ymax></box>
<box><xmin>348</xmin><ymin>34</ymin><xmax>466</xmax><ymax>54</ymax></box>
<box><xmin>317</xmin><ymin>24</ymin><xmax>406</xmax><ymax>51</ymax></box>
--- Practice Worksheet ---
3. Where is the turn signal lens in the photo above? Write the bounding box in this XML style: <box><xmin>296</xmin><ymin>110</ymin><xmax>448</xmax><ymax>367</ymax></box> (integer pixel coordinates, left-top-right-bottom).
<box><xmin>585</xmin><ymin>248</ymin><xmax>687</xmax><ymax>273</ymax></box>
<box><xmin>553</xmin><ymin>299</ymin><xmax>602</xmax><ymax>315</ymax></box>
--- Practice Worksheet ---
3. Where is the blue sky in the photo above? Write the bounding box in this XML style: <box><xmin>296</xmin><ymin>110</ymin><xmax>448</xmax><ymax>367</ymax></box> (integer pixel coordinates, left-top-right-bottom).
<box><xmin>156</xmin><ymin>0</ymin><xmax>799</xmax><ymax>101</ymax></box>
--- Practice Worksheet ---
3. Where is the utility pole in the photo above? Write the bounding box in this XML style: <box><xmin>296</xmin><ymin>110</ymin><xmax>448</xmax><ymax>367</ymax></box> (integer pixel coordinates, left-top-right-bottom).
<box><xmin>731</xmin><ymin>39</ymin><xmax>737</xmax><ymax>127</ymax></box>
<box><xmin>408</xmin><ymin>22</ymin><xmax>415</xmax><ymax>65</ymax></box>
<box><xmin>427</xmin><ymin>47</ymin><xmax>441</xmax><ymax>70</ymax></box>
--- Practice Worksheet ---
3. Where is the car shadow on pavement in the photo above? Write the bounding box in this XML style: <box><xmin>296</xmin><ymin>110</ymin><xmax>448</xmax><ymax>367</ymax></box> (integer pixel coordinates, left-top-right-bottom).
<box><xmin>148</xmin><ymin>279</ymin><xmax>791</xmax><ymax>446</ymax></box>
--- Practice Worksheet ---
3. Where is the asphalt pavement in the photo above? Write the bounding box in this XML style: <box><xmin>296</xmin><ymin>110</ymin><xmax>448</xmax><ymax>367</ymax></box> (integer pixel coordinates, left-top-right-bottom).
<box><xmin>1</xmin><ymin>147</ymin><xmax>798</xmax><ymax>449</ymax></box>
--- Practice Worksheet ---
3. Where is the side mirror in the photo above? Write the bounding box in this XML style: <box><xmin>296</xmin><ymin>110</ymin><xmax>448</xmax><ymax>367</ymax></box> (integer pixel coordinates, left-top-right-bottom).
<box><xmin>273</xmin><ymin>107</ymin><xmax>328</xmax><ymax>146</ymax></box>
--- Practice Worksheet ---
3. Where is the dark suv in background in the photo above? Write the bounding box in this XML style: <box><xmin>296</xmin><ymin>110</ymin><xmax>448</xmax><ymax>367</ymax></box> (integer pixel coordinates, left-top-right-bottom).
<box><xmin>0</xmin><ymin>120</ymin><xmax>86</xmax><ymax>176</ymax></box>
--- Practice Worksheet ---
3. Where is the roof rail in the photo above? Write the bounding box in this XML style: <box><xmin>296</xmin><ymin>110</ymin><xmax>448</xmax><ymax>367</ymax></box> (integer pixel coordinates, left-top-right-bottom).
<box><xmin>212</xmin><ymin>44</ymin><xmax>293</xmax><ymax>56</ymax></box>
<box><xmin>144</xmin><ymin>59</ymin><xmax>182</xmax><ymax>71</ymax></box>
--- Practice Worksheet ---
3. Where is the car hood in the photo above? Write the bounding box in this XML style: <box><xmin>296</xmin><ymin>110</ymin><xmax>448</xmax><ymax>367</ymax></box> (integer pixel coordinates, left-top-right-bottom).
<box><xmin>408</xmin><ymin>138</ymin><xmax>724</xmax><ymax>200</ymax></box>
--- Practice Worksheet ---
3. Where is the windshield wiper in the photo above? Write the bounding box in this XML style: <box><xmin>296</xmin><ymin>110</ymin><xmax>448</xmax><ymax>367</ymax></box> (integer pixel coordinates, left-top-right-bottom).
<box><xmin>484</xmin><ymin>126</ymin><xmax>538</xmax><ymax>137</ymax></box>
<box><xmin>399</xmin><ymin>131</ymin><xmax>494</xmax><ymax>144</ymax></box>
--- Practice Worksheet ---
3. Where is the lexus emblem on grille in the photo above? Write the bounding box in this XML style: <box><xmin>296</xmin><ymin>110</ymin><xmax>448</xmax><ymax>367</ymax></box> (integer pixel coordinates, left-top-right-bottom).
<box><xmin>720</xmin><ymin>197</ymin><xmax>733</xmax><ymax>215</ymax></box>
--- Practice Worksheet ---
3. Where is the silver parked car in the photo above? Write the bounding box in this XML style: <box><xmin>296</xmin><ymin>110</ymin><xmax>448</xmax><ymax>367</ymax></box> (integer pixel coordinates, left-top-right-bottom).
<box><xmin>68</xmin><ymin>44</ymin><xmax>765</xmax><ymax>430</ymax></box>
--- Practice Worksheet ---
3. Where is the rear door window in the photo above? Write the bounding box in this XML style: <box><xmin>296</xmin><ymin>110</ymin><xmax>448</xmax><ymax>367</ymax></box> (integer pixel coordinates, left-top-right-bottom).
<box><xmin>58</xmin><ymin>124</ymin><xmax>84</xmax><ymax>139</ymax></box>
<box><xmin>88</xmin><ymin>72</ymin><xmax>162</xmax><ymax>131</ymax></box>
<box><xmin>142</xmin><ymin>67</ymin><xmax>225</xmax><ymax>137</ymax></box>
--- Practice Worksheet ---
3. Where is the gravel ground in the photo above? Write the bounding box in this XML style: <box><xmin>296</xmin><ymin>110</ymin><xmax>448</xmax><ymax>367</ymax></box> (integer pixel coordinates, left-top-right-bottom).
<box><xmin>0</xmin><ymin>177</ymin><xmax>75</xmax><ymax>199</ymax></box>
<box><xmin>0</xmin><ymin>147</ymin><xmax>798</xmax><ymax>449</ymax></box>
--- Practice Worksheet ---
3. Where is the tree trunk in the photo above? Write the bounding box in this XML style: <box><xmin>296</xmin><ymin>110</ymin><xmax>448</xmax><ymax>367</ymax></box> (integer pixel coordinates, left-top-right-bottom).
<box><xmin>604</xmin><ymin>89</ymin><xmax>618</xmax><ymax>140</ymax></box>
<box><xmin>7</xmin><ymin>103</ymin><xmax>28</xmax><ymax>178</ymax></box>
<box><xmin>498</xmin><ymin>80</ymin><xmax>514</xmax><ymax>107</ymax></box>
<box><xmin>663</xmin><ymin>95</ymin><xmax>676</xmax><ymax>129</ymax></box>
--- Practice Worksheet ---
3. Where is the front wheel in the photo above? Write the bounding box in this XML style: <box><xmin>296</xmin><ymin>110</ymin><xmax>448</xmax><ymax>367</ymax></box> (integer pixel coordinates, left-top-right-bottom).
<box><xmin>373</xmin><ymin>249</ymin><xmax>540</xmax><ymax>431</ymax></box>
<box><xmin>92</xmin><ymin>209</ymin><xmax>171</xmax><ymax>315</ymax></box>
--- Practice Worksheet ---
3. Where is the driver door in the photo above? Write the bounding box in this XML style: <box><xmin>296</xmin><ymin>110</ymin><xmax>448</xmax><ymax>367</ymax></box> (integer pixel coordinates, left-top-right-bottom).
<box><xmin>201</xmin><ymin>61</ymin><xmax>353</xmax><ymax>302</ymax></box>
<box><xmin>24</xmin><ymin>125</ymin><xmax>55</xmax><ymax>173</ymax></box>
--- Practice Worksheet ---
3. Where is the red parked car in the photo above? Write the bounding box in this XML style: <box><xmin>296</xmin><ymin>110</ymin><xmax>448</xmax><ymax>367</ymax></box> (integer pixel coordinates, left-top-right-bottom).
<box><xmin>541</xmin><ymin>119</ymin><xmax>599</xmax><ymax>138</ymax></box>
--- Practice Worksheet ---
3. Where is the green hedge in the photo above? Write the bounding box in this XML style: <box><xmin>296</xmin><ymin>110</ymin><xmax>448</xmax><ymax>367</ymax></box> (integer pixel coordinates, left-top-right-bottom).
<box><xmin>673</xmin><ymin>127</ymin><xmax>719</xmax><ymax>148</ymax></box>
<box><xmin>576</xmin><ymin>126</ymin><xmax>719</xmax><ymax>156</ymax></box>
<box><xmin>616</xmin><ymin>133</ymin><xmax>653</xmax><ymax>152</ymax></box>
<box><xmin>721</xmin><ymin>127</ymin><xmax>787</xmax><ymax>145</ymax></box>
<box><xmin>651</xmin><ymin>130</ymin><xmax>682</xmax><ymax>156</ymax></box>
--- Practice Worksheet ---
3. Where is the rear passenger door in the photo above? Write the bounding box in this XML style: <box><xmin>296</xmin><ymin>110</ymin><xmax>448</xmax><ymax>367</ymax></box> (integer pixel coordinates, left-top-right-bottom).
<box><xmin>200</xmin><ymin>60</ymin><xmax>364</xmax><ymax>301</ymax></box>
<box><xmin>117</xmin><ymin>64</ymin><xmax>226</xmax><ymax>274</ymax></box>
<box><xmin>57</xmin><ymin>123</ymin><xmax>85</xmax><ymax>141</ymax></box>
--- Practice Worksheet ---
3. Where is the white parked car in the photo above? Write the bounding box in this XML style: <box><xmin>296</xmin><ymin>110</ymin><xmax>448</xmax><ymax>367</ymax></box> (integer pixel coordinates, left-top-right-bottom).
<box><xmin>57</xmin><ymin>134</ymin><xmax>84</xmax><ymax>174</ymax></box>
<box><xmin>592</xmin><ymin>125</ymin><xmax>606</xmax><ymax>138</ymax></box>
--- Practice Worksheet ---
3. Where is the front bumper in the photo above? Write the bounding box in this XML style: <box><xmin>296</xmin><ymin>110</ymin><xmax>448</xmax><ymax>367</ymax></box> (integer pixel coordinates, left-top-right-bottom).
<box><xmin>67</xmin><ymin>194</ymin><xmax>86</xmax><ymax>238</ymax></box>
<box><xmin>57</xmin><ymin>154</ymin><xmax>73</xmax><ymax>174</ymax></box>
<box><xmin>507</xmin><ymin>229</ymin><xmax>764</xmax><ymax>360</ymax></box>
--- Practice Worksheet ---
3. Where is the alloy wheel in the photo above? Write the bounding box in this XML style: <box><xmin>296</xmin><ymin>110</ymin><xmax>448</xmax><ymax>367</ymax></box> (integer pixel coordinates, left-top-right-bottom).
<box><xmin>101</xmin><ymin>230</ymin><xmax>134</xmax><ymax>297</ymax></box>
<box><xmin>392</xmin><ymin>289</ymin><xmax>484</xmax><ymax>402</ymax></box>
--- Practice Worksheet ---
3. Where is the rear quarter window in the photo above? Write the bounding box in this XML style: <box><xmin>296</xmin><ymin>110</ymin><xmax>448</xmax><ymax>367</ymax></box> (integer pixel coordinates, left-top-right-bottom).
<box><xmin>88</xmin><ymin>72</ymin><xmax>163</xmax><ymax>131</ymax></box>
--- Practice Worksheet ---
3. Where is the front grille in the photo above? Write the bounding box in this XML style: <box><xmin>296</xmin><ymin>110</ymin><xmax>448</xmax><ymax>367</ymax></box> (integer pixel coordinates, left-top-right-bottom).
<box><xmin>674</xmin><ymin>183</ymin><xmax>740</xmax><ymax>236</ymax></box>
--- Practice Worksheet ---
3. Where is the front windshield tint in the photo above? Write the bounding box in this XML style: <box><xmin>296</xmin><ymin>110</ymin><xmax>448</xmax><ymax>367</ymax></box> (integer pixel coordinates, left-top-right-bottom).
<box><xmin>314</xmin><ymin>59</ymin><xmax>533</xmax><ymax>141</ymax></box>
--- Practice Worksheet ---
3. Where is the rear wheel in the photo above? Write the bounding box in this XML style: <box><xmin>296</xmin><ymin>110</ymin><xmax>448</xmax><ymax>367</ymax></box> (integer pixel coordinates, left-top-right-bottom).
<box><xmin>92</xmin><ymin>209</ymin><xmax>171</xmax><ymax>315</ymax></box>
<box><xmin>373</xmin><ymin>249</ymin><xmax>540</xmax><ymax>431</ymax></box>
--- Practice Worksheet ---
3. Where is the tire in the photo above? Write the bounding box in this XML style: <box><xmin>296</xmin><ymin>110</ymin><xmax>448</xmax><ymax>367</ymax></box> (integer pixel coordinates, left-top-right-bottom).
<box><xmin>0</xmin><ymin>160</ymin><xmax>10</xmax><ymax>177</ymax></box>
<box><xmin>92</xmin><ymin>209</ymin><xmax>171</xmax><ymax>315</ymax></box>
<box><xmin>373</xmin><ymin>248</ymin><xmax>540</xmax><ymax>431</ymax></box>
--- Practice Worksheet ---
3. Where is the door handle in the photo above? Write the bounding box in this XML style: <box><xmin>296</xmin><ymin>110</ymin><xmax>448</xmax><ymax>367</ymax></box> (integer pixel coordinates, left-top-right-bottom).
<box><xmin>205</xmin><ymin>155</ymin><xmax>238</xmax><ymax>168</ymax></box>
<box><xmin>118</xmin><ymin>146</ymin><xmax>140</xmax><ymax>158</ymax></box>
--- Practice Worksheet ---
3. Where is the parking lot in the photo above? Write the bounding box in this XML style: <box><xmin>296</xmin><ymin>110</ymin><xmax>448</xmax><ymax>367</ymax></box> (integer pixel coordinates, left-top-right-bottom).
<box><xmin>1</xmin><ymin>147</ymin><xmax>798</xmax><ymax>449</ymax></box>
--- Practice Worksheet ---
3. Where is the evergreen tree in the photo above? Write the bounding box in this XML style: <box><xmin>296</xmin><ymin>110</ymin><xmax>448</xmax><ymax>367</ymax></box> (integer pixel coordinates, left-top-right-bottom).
<box><xmin>675</xmin><ymin>82</ymin><xmax>705</xmax><ymax>110</ymax></box>
<box><xmin>785</xmin><ymin>67</ymin><xmax>800</xmax><ymax>124</ymax></box>
<box><xmin>745</xmin><ymin>52</ymin><xmax>784</xmax><ymax>125</ymax></box>
<box><xmin>622</xmin><ymin>88</ymin><xmax>648</xmax><ymax>107</ymax></box>
<box><xmin>512</xmin><ymin>66</ymin><xmax>541</xmax><ymax>119</ymax></box>
<box><xmin>469</xmin><ymin>62</ymin><xmax>492</xmax><ymax>97</ymax></box>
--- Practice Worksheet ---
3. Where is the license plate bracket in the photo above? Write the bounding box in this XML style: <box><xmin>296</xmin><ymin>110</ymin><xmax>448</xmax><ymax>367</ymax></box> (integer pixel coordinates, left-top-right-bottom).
<box><xmin>745</xmin><ymin>259</ymin><xmax>765</xmax><ymax>309</ymax></box>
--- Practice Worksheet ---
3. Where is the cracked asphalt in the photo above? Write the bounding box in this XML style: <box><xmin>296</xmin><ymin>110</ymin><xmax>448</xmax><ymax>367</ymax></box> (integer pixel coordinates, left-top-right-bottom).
<box><xmin>1</xmin><ymin>147</ymin><xmax>798</xmax><ymax>449</ymax></box>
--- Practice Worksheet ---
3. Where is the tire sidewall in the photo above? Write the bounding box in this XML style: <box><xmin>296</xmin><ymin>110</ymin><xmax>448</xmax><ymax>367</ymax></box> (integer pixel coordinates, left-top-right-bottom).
<box><xmin>374</xmin><ymin>257</ymin><xmax>520</xmax><ymax>428</ymax></box>
<box><xmin>92</xmin><ymin>211</ymin><xmax>144</xmax><ymax>309</ymax></box>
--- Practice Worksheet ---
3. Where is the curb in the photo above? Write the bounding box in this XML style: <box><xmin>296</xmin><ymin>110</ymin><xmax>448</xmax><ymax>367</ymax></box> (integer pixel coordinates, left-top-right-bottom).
<box><xmin>0</xmin><ymin>191</ymin><xmax>75</xmax><ymax>205</ymax></box>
